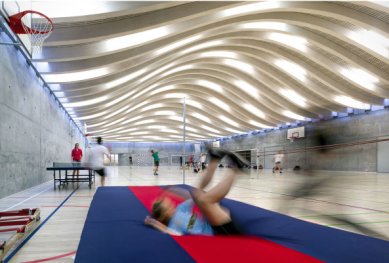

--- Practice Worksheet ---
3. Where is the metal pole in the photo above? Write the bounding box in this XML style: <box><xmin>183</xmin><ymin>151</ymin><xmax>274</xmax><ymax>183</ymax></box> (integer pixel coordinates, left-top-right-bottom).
<box><xmin>182</xmin><ymin>97</ymin><xmax>186</xmax><ymax>184</ymax></box>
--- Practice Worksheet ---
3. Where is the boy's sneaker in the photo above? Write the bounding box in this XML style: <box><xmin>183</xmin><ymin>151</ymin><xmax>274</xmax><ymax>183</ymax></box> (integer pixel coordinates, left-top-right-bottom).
<box><xmin>207</xmin><ymin>147</ymin><xmax>228</xmax><ymax>160</ymax></box>
<box><xmin>227</xmin><ymin>152</ymin><xmax>250</xmax><ymax>170</ymax></box>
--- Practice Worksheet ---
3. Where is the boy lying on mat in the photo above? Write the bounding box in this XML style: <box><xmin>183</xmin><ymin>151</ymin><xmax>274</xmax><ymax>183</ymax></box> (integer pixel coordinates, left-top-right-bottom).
<box><xmin>144</xmin><ymin>149</ymin><xmax>248</xmax><ymax>236</ymax></box>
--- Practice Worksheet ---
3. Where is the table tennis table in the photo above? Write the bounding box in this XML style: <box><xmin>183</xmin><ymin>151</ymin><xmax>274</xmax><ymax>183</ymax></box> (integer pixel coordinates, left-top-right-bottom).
<box><xmin>46</xmin><ymin>162</ymin><xmax>95</xmax><ymax>190</ymax></box>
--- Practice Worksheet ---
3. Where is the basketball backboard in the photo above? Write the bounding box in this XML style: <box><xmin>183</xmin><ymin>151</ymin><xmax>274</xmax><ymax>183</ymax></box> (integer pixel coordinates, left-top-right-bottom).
<box><xmin>1</xmin><ymin>0</ymin><xmax>36</xmax><ymax>57</ymax></box>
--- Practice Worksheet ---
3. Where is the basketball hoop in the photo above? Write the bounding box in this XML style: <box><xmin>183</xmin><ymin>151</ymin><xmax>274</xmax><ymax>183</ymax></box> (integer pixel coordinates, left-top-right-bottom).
<box><xmin>289</xmin><ymin>136</ymin><xmax>297</xmax><ymax>142</ymax></box>
<box><xmin>8</xmin><ymin>10</ymin><xmax>54</xmax><ymax>55</ymax></box>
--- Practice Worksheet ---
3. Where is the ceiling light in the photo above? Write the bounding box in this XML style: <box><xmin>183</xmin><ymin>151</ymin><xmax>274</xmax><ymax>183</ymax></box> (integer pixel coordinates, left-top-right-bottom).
<box><xmin>240</xmin><ymin>22</ymin><xmax>287</xmax><ymax>31</ymax></box>
<box><xmin>221</xmin><ymin>2</ymin><xmax>280</xmax><ymax>17</ymax></box>
<box><xmin>334</xmin><ymin>95</ymin><xmax>370</xmax><ymax>109</ymax></box>
<box><xmin>219</xmin><ymin>115</ymin><xmax>239</xmax><ymax>127</ymax></box>
<box><xmin>283</xmin><ymin>110</ymin><xmax>306</xmax><ymax>120</ymax></box>
<box><xmin>63</xmin><ymin>96</ymin><xmax>108</xmax><ymax>108</ymax></box>
<box><xmin>164</xmin><ymin>93</ymin><xmax>187</xmax><ymax>99</ymax></box>
<box><xmin>150</xmin><ymin>85</ymin><xmax>175</xmax><ymax>95</ymax></box>
<box><xmin>156</xmin><ymin>35</ymin><xmax>202</xmax><ymax>55</ymax></box>
<box><xmin>191</xmin><ymin>112</ymin><xmax>211</xmax><ymax>123</ymax></box>
<box><xmin>233</xmin><ymin>80</ymin><xmax>259</xmax><ymax>98</ymax></box>
<box><xmin>201</xmin><ymin>125</ymin><xmax>221</xmax><ymax>134</ymax></box>
<box><xmin>243</xmin><ymin>103</ymin><xmax>265</xmax><ymax>118</ymax></box>
<box><xmin>43</xmin><ymin>67</ymin><xmax>109</xmax><ymax>83</ymax></box>
<box><xmin>200</xmin><ymin>51</ymin><xmax>237</xmax><ymax>59</ymax></box>
<box><xmin>340</xmin><ymin>68</ymin><xmax>379</xmax><ymax>91</ymax></box>
<box><xmin>105</xmin><ymin>69</ymin><xmax>146</xmax><ymax>89</ymax></box>
<box><xmin>154</xmin><ymin>111</ymin><xmax>176</xmax><ymax>116</ymax></box>
<box><xmin>280</xmin><ymin>89</ymin><xmax>307</xmax><ymax>107</ymax></box>
<box><xmin>104</xmin><ymin>25</ymin><xmax>171</xmax><ymax>52</ymax></box>
<box><xmin>197</xmin><ymin>80</ymin><xmax>223</xmax><ymax>93</ymax></box>
<box><xmin>347</xmin><ymin>29</ymin><xmax>389</xmax><ymax>58</ymax></box>
<box><xmin>223</xmin><ymin>59</ymin><xmax>256</xmax><ymax>74</ymax></box>
<box><xmin>249</xmin><ymin>120</ymin><xmax>271</xmax><ymax>128</ymax></box>
<box><xmin>184</xmin><ymin>40</ymin><xmax>223</xmax><ymax>54</ymax></box>
<box><xmin>169</xmin><ymin>116</ymin><xmax>184</xmax><ymax>122</ymax></box>
<box><xmin>186</xmin><ymin>100</ymin><xmax>203</xmax><ymax>109</ymax></box>
<box><xmin>225</xmin><ymin>127</ymin><xmax>244</xmax><ymax>134</ymax></box>
<box><xmin>133</xmin><ymin>120</ymin><xmax>154</xmax><ymax>126</ymax></box>
<box><xmin>268</xmin><ymin>33</ymin><xmax>307</xmax><ymax>52</ymax></box>
<box><xmin>274</xmin><ymin>59</ymin><xmax>307</xmax><ymax>82</ymax></box>
<box><xmin>209</xmin><ymin>97</ymin><xmax>230</xmax><ymax>111</ymax></box>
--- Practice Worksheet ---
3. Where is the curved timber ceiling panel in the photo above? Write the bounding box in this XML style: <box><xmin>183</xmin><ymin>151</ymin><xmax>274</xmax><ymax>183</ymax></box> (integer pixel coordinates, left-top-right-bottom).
<box><xmin>32</xmin><ymin>1</ymin><xmax>389</xmax><ymax>142</ymax></box>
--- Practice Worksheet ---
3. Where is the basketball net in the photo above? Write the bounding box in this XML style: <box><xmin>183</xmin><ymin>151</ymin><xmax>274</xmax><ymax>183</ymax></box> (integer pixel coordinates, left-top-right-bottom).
<box><xmin>9</xmin><ymin>10</ymin><xmax>54</xmax><ymax>56</ymax></box>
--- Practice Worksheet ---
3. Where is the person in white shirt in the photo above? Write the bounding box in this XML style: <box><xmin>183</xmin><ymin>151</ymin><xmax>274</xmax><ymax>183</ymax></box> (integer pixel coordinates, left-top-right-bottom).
<box><xmin>273</xmin><ymin>150</ymin><xmax>285</xmax><ymax>174</ymax></box>
<box><xmin>88</xmin><ymin>137</ymin><xmax>110</xmax><ymax>186</ymax></box>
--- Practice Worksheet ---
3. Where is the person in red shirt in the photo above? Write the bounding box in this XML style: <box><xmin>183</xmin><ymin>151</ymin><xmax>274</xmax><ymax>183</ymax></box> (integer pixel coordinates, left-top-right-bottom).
<box><xmin>71</xmin><ymin>143</ymin><xmax>83</xmax><ymax>177</ymax></box>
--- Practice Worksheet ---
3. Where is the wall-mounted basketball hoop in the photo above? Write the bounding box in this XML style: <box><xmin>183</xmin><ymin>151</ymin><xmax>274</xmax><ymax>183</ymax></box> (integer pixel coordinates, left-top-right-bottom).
<box><xmin>8</xmin><ymin>10</ymin><xmax>53</xmax><ymax>55</ymax></box>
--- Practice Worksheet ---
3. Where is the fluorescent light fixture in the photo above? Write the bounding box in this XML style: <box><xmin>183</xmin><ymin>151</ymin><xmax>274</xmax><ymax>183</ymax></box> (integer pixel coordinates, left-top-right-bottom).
<box><xmin>249</xmin><ymin>120</ymin><xmax>271</xmax><ymax>128</ymax></box>
<box><xmin>156</xmin><ymin>35</ymin><xmax>202</xmax><ymax>55</ymax></box>
<box><xmin>54</xmin><ymin>91</ymin><xmax>65</xmax><ymax>97</ymax></box>
<box><xmin>164</xmin><ymin>93</ymin><xmax>187</xmax><ymax>99</ymax></box>
<box><xmin>141</xmin><ymin>103</ymin><xmax>165</xmax><ymax>112</ymax></box>
<box><xmin>334</xmin><ymin>95</ymin><xmax>370</xmax><ymax>109</ymax></box>
<box><xmin>50</xmin><ymin>84</ymin><xmax>61</xmax><ymax>91</ymax></box>
<box><xmin>43</xmin><ymin>67</ymin><xmax>109</xmax><ymax>83</ymax></box>
<box><xmin>191</xmin><ymin>113</ymin><xmax>211</xmax><ymax>123</ymax></box>
<box><xmin>154</xmin><ymin>111</ymin><xmax>176</xmax><ymax>116</ymax></box>
<box><xmin>340</xmin><ymin>68</ymin><xmax>379</xmax><ymax>91</ymax></box>
<box><xmin>184</xmin><ymin>40</ymin><xmax>223</xmax><ymax>54</ymax></box>
<box><xmin>102</xmin><ymin>117</ymin><xmax>126</xmax><ymax>128</ymax></box>
<box><xmin>280</xmin><ymin>89</ymin><xmax>307</xmax><ymax>107</ymax></box>
<box><xmin>225</xmin><ymin>127</ymin><xmax>244</xmax><ymax>134</ymax></box>
<box><xmin>105</xmin><ymin>69</ymin><xmax>146</xmax><ymax>89</ymax></box>
<box><xmin>169</xmin><ymin>116</ymin><xmax>184</xmax><ymax>122</ymax></box>
<box><xmin>233</xmin><ymin>80</ymin><xmax>259</xmax><ymax>98</ymax></box>
<box><xmin>59</xmin><ymin>98</ymin><xmax>68</xmax><ymax>103</ymax></box>
<box><xmin>147</xmin><ymin>125</ymin><xmax>166</xmax><ymax>129</ymax></box>
<box><xmin>347</xmin><ymin>29</ymin><xmax>389</xmax><ymax>58</ymax></box>
<box><xmin>150</xmin><ymin>85</ymin><xmax>176</xmax><ymax>95</ymax></box>
<box><xmin>243</xmin><ymin>103</ymin><xmax>265</xmax><ymax>118</ymax></box>
<box><xmin>274</xmin><ymin>59</ymin><xmax>307</xmax><ymax>82</ymax></box>
<box><xmin>197</xmin><ymin>80</ymin><xmax>223</xmax><ymax>93</ymax></box>
<box><xmin>186</xmin><ymin>100</ymin><xmax>203</xmax><ymax>109</ymax></box>
<box><xmin>130</xmin><ymin>131</ymin><xmax>150</xmax><ymax>135</ymax></box>
<box><xmin>200</xmin><ymin>51</ymin><xmax>237</xmax><ymax>59</ymax></box>
<box><xmin>221</xmin><ymin>2</ymin><xmax>280</xmax><ymax>17</ymax></box>
<box><xmin>117</xmin><ymin>128</ymin><xmax>138</xmax><ymax>134</ymax></box>
<box><xmin>122</xmin><ymin>116</ymin><xmax>143</xmax><ymax>125</ymax></box>
<box><xmin>63</xmin><ymin>96</ymin><xmax>108</xmax><ymax>108</ymax></box>
<box><xmin>223</xmin><ymin>59</ymin><xmax>256</xmax><ymax>74</ymax></box>
<box><xmin>209</xmin><ymin>97</ymin><xmax>230</xmax><ymax>111</ymax></box>
<box><xmin>104</xmin><ymin>25</ymin><xmax>171</xmax><ymax>52</ymax></box>
<box><xmin>133</xmin><ymin>120</ymin><xmax>154</xmax><ymax>126</ymax></box>
<box><xmin>185</xmin><ymin>126</ymin><xmax>199</xmax><ymax>133</ymax></box>
<box><xmin>201</xmin><ymin>125</ymin><xmax>221</xmax><ymax>134</ymax></box>
<box><xmin>240</xmin><ymin>22</ymin><xmax>287</xmax><ymax>31</ymax></box>
<box><xmin>283</xmin><ymin>110</ymin><xmax>306</xmax><ymax>120</ymax></box>
<box><xmin>219</xmin><ymin>115</ymin><xmax>239</xmax><ymax>127</ymax></box>
<box><xmin>103</xmin><ymin>106</ymin><xmax>130</xmax><ymax>120</ymax></box>
<box><xmin>161</xmin><ymin>65</ymin><xmax>194</xmax><ymax>77</ymax></box>
<box><xmin>268</xmin><ymin>33</ymin><xmax>307</xmax><ymax>52</ymax></box>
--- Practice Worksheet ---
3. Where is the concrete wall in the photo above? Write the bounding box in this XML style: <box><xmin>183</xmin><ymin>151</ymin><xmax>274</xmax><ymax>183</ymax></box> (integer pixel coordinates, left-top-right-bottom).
<box><xmin>215</xmin><ymin>109</ymin><xmax>389</xmax><ymax>172</ymax></box>
<box><xmin>0</xmin><ymin>34</ymin><xmax>85</xmax><ymax>198</ymax></box>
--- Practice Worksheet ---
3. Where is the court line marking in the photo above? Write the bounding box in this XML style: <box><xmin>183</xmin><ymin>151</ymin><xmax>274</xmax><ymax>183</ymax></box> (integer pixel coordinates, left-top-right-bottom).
<box><xmin>3</xmin><ymin>187</ymin><xmax>79</xmax><ymax>263</ymax></box>
<box><xmin>20</xmin><ymin>251</ymin><xmax>76</xmax><ymax>263</ymax></box>
<box><xmin>2</xmin><ymin>186</ymin><xmax>53</xmax><ymax>212</ymax></box>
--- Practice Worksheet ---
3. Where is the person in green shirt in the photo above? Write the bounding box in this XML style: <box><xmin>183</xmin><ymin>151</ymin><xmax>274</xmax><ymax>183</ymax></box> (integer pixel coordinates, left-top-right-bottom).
<box><xmin>151</xmin><ymin>149</ymin><xmax>160</xmax><ymax>176</ymax></box>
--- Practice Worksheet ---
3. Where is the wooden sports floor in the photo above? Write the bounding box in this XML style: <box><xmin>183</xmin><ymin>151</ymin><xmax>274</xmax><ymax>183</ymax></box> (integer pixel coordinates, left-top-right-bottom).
<box><xmin>1</xmin><ymin>166</ymin><xmax>389</xmax><ymax>262</ymax></box>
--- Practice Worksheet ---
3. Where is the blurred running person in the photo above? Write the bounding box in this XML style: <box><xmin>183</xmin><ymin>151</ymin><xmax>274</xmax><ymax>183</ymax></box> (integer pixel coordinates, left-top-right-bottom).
<box><xmin>71</xmin><ymin>143</ymin><xmax>83</xmax><ymax>178</ymax></box>
<box><xmin>88</xmin><ymin>137</ymin><xmax>110</xmax><ymax>186</ymax></box>
<box><xmin>151</xmin><ymin>149</ymin><xmax>160</xmax><ymax>176</ymax></box>
<box><xmin>273</xmin><ymin>150</ymin><xmax>285</xmax><ymax>174</ymax></box>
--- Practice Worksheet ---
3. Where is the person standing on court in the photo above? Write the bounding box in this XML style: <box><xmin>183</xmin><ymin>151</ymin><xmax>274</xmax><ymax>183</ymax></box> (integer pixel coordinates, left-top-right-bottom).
<box><xmin>71</xmin><ymin>143</ymin><xmax>83</xmax><ymax>178</ymax></box>
<box><xmin>151</xmin><ymin>149</ymin><xmax>160</xmax><ymax>176</ymax></box>
<box><xmin>88</xmin><ymin>137</ymin><xmax>110</xmax><ymax>186</ymax></box>
<box><xmin>200</xmin><ymin>153</ymin><xmax>207</xmax><ymax>172</ymax></box>
<box><xmin>273</xmin><ymin>150</ymin><xmax>285</xmax><ymax>174</ymax></box>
